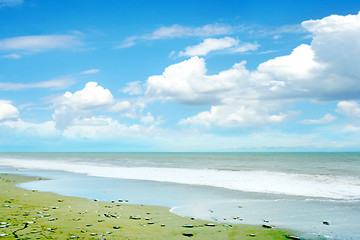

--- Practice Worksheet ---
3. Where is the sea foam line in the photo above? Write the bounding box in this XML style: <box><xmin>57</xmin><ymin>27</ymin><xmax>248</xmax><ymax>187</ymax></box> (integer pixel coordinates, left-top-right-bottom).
<box><xmin>1</xmin><ymin>158</ymin><xmax>360</xmax><ymax>200</ymax></box>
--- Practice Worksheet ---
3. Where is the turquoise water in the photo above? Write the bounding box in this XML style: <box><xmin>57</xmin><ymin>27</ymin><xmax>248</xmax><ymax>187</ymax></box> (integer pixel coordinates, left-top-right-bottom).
<box><xmin>1</xmin><ymin>152</ymin><xmax>360</xmax><ymax>239</ymax></box>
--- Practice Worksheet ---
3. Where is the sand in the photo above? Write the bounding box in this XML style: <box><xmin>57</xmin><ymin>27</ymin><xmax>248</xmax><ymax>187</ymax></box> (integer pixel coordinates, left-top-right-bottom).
<box><xmin>0</xmin><ymin>173</ymin><xmax>299</xmax><ymax>239</ymax></box>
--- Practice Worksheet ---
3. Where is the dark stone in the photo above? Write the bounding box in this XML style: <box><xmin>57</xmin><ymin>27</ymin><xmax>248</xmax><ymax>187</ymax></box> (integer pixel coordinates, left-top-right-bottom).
<box><xmin>322</xmin><ymin>221</ymin><xmax>330</xmax><ymax>225</ymax></box>
<box><xmin>286</xmin><ymin>236</ymin><xmax>301</xmax><ymax>240</ymax></box>
<box><xmin>113</xmin><ymin>226</ymin><xmax>120</xmax><ymax>229</ymax></box>
<box><xmin>182</xmin><ymin>233</ymin><xmax>194</xmax><ymax>237</ymax></box>
<box><xmin>262</xmin><ymin>224</ymin><xmax>272</xmax><ymax>228</ymax></box>
<box><xmin>182</xmin><ymin>224</ymin><xmax>194</xmax><ymax>228</ymax></box>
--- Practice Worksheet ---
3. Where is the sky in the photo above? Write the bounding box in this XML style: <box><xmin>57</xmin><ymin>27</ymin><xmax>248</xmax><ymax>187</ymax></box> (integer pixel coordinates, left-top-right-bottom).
<box><xmin>1</xmin><ymin>0</ymin><xmax>360</xmax><ymax>152</ymax></box>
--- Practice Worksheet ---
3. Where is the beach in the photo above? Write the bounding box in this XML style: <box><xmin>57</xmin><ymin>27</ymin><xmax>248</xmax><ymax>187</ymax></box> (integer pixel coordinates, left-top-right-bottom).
<box><xmin>0</xmin><ymin>173</ymin><xmax>294</xmax><ymax>239</ymax></box>
<box><xmin>0</xmin><ymin>152</ymin><xmax>360</xmax><ymax>239</ymax></box>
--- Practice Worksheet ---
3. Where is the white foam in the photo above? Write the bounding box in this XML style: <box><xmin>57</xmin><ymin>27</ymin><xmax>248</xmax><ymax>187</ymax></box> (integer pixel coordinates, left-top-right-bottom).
<box><xmin>1</xmin><ymin>157</ymin><xmax>360</xmax><ymax>200</ymax></box>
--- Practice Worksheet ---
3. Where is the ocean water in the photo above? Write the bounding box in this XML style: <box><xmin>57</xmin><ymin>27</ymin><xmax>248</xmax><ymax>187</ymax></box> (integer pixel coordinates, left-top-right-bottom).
<box><xmin>0</xmin><ymin>152</ymin><xmax>359</xmax><ymax>239</ymax></box>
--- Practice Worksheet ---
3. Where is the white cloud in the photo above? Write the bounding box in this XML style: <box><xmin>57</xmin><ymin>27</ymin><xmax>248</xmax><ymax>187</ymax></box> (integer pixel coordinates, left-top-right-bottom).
<box><xmin>81</xmin><ymin>69</ymin><xmax>100</xmax><ymax>75</ymax></box>
<box><xmin>53</xmin><ymin>82</ymin><xmax>115</xmax><ymax>129</ymax></box>
<box><xmin>179</xmin><ymin>37</ymin><xmax>239</xmax><ymax>56</ymax></box>
<box><xmin>0</xmin><ymin>100</ymin><xmax>19</xmax><ymax>122</ymax></box>
<box><xmin>122</xmin><ymin>81</ymin><xmax>144</xmax><ymax>95</ymax></box>
<box><xmin>144</xmin><ymin>11</ymin><xmax>360</xmax><ymax>128</ymax></box>
<box><xmin>343</xmin><ymin>124</ymin><xmax>360</xmax><ymax>133</ymax></box>
<box><xmin>232</xmin><ymin>42</ymin><xmax>260</xmax><ymax>53</ymax></box>
<box><xmin>1</xmin><ymin>53</ymin><xmax>21</xmax><ymax>59</ymax></box>
<box><xmin>178</xmin><ymin>37</ymin><xmax>259</xmax><ymax>57</ymax></box>
<box><xmin>118</xmin><ymin>24</ymin><xmax>233</xmax><ymax>48</ymax></box>
<box><xmin>258</xmin><ymin>44</ymin><xmax>323</xmax><ymax>81</ymax></box>
<box><xmin>109</xmin><ymin>101</ymin><xmax>131</xmax><ymax>112</ymax></box>
<box><xmin>0</xmin><ymin>77</ymin><xmax>76</xmax><ymax>90</ymax></box>
<box><xmin>300</xmin><ymin>113</ymin><xmax>336</xmax><ymax>125</ymax></box>
<box><xmin>140</xmin><ymin>112</ymin><xmax>155</xmax><ymax>124</ymax></box>
<box><xmin>179</xmin><ymin>102</ymin><xmax>289</xmax><ymax>127</ymax></box>
<box><xmin>336</xmin><ymin>101</ymin><xmax>360</xmax><ymax>121</ymax></box>
<box><xmin>0</xmin><ymin>34</ymin><xmax>81</xmax><ymax>52</ymax></box>
<box><xmin>146</xmin><ymin>24</ymin><xmax>233</xmax><ymax>40</ymax></box>
<box><xmin>0</xmin><ymin>0</ymin><xmax>23</xmax><ymax>8</ymax></box>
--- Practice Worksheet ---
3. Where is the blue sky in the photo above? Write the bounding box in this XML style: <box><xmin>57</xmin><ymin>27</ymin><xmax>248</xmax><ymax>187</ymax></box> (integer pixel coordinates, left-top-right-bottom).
<box><xmin>1</xmin><ymin>0</ymin><xmax>360</xmax><ymax>152</ymax></box>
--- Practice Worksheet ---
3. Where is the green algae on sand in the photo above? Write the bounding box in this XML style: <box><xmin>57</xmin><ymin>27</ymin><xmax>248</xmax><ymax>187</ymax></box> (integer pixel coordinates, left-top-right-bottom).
<box><xmin>0</xmin><ymin>173</ymin><xmax>297</xmax><ymax>239</ymax></box>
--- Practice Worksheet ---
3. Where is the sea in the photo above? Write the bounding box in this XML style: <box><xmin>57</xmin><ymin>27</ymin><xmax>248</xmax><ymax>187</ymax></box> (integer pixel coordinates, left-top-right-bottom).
<box><xmin>0</xmin><ymin>152</ymin><xmax>359</xmax><ymax>239</ymax></box>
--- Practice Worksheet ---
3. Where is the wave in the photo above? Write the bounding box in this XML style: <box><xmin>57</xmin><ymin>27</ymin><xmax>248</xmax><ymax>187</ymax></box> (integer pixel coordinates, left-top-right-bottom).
<box><xmin>1</xmin><ymin>157</ymin><xmax>360</xmax><ymax>200</ymax></box>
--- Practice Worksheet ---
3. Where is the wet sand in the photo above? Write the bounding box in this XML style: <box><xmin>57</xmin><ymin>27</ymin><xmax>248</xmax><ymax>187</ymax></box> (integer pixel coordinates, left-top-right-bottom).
<box><xmin>0</xmin><ymin>173</ymin><xmax>298</xmax><ymax>239</ymax></box>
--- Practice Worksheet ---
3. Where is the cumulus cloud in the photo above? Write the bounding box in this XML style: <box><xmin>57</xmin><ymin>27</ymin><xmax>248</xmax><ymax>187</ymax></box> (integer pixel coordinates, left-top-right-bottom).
<box><xmin>179</xmin><ymin>101</ymin><xmax>289</xmax><ymax>128</ymax></box>
<box><xmin>0</xmin><ymin>101</ymin><xmax>19</xmax><ymax>122</ymax></box>
<box><xmin>143</xmin><ymin>12</ymin><xmax>360</xmax><ymax>128</ymax></box>
<box><xmin>122</xmin><ymin>81</ymin><xmax>144</xmax><ymax>95</ymax></box>
<box><xmin>300</xmin><ymin>113</ymin><xmax>336</xmax><ymax>125</ymax></box>
<box><xmin>0</xmin><ymin>34</ymin><xmax>81</xmax><ymax>52</ymax></box>
<box><xmin>52</xmin><ymin>82</ymin><xmax>115</xmax><ymax>129</ymax></box>
<box><xmin>336</xmin><ymin>101</ymin><xmax>360</xmax><ymax>121</ymax></box>
<box><xmin>118</xmin><ymin>24</ymin><xmax>233</xmax><ymax>48</ymax></box>
<box><xmin>0</xmin><ymin>77</ymin><xmax>76</xmax><ymax>91</ymax></box>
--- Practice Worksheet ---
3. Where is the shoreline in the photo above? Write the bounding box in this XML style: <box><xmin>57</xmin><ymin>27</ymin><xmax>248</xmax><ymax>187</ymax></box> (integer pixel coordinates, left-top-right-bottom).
<box><xmin>0</xmin><ymin>173</ymin><xmax>298</xmax><ymax>239</ymax></box>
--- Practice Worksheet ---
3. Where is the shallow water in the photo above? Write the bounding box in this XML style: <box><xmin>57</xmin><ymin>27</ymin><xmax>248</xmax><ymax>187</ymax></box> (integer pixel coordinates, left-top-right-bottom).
<box><xmin>1</xmin><ymin>152</ymin><xmax>360</xmax><ymax>239</ymax></box>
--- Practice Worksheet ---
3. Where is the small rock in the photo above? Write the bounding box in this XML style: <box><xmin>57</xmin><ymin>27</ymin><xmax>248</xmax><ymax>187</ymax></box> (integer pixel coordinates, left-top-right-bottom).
<box><xmin>129</xmin><ymin>215</ymin><xmax>141</xmax><ymax>220</ymax></box>
<box><xmin>182</xmin><ymin>233</ymin><xmax>194</xmax><ymax>237</ymax></box>
<box><xmin>69</xmin><ymin>236</ymin><xmax>78</xmax><ymax>239</ymax></box>
<box><xmin>205</xmin><ymin>223</ymin><xmax>215</xmax><ymax>227</ymax></box>
<box><xmin>58</xmin><ymin>199</ymin><xmax>63</xmax><ymax>202</ymax></box>
<box><xmin>182</xmin><ymin>224</ymin><xmax>194</xmax><ymax>228</ymax></box>
<box><xmin>250</xmin><ymin>234</ymin><xmax>256</xmax><ymax>237</ymax></box>
<box><xmin>263</xmin><ymin>219</ymin><xmax>269</xmax><ymax>223</ymax></box>
<box><xmin>148</xmin><ymin>222</ymin><xmax>154</xmax><ymax>225</ymax></box>
<box><xmin>262</xmin><ymin>224</ymin><xmax>272</xmax><ymax>229</ymax></box>
<box><xmin>322</xmin><ymin>221</ymin><xmax>330</xmax><ymax>225</ymax></box>
<box><xmin>113</xmin><ymin>226</ymin><xmax>120</xmax><ymax>229</ymax></box>
<box><xmin>90</xmin><ymin>233</ymin><xmax>97</xmax><ymax>236</ymax></box>
<box><xmin>48</xmin><ymin>218</ymin><xmax>56</xmax><ymax>221</ymax></box>
<box><xmin>161</xmin><ymin>224</ymin><xmax>166</xmax><ymax>227</ymax></box>
<box><xmin>286</xmin><ymin>236</ymin><xmax>301</xmax><ymax>240</ymax></box>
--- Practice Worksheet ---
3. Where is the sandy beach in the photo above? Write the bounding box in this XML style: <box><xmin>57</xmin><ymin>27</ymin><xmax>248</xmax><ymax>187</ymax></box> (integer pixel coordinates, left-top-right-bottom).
<box><xmin>0</xmin><ymin>173</ymin><xmax>297</xmax><ymax>239</ymax></box>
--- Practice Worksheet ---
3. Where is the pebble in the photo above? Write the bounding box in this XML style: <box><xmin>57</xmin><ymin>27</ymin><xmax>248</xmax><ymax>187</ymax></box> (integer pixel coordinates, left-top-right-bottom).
<box><xmin>250</xmin><ymin>234</ymin><xmax>256</xmax><ymax>237</ymax></box>
<box><xmin>48</xmin><ymin>218</ymin><xmax>56</xmax><ymax>221</ymax></box>
<box><xmin>286</xmin><ymin>236</ymin><xmax>301</xmax><ymax>240</ymax></box>
<box><xmin>262</xmin><ymin>224</ymin><xmax>272</xmax><ymax>229</ymax></box>
<box><xmin>129</xmin><ymin>215</ymin><xmax>141</xmax><ymax>220</ymax></box>
<box><xmin>205</xmin><ymin>223</ymin><xmax>216</xmax><ymax>227</ymax></box>
<box><xmin>90</xmin><ymin>233</ymin><xmax>97</xmax><ymax>236</ymax></box>
<box><xmin>161</xmin><ymin>224</ymin><xmax>166</xmax><ymax>227</ymax></box>
<box><xmin>182</xmin><ymin>233</ymin><xmax>194</xmax><ymax>237</ymax></box>
<box><xmin>148</xmin><ymin>222</ymin><xmax>154</xmax><ymax>225</ymax></box>
<box><xmin>69</xmin><ymin>236</ymin><xmax>78</xmax><ymax>239</ymax></box>
<box><xmin>182</xmin><ymin>224</ymin><xmax>194</xmax><ymax>228</ymax></box>
<box><xmin>113</xmin><ymin>226</ymin><xmax>120</xmax><ymax>229</ymax></box>
<box><xmin>322</xmin><ymin>221</ymin><xmax>330</xmax><ymax>225</ymax></box>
